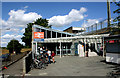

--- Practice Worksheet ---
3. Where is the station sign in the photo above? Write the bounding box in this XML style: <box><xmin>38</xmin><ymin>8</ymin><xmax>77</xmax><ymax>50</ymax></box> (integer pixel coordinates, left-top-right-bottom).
<box><xmin>34</xmin><ymin>39</ymin><xmax>44</xmax><ymax>42</ymax></box>
<box><xmin>34</xmin><ymin>32</ymin><xmax>44</xmax><ymax>39</ymax></box>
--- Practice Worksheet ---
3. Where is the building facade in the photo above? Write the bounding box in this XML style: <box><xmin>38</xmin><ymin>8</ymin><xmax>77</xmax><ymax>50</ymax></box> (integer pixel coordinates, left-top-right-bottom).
<box><xmin>32</xmin><ymin>25</ymin><xmax>109</xmax><ymax>58</ymax></box>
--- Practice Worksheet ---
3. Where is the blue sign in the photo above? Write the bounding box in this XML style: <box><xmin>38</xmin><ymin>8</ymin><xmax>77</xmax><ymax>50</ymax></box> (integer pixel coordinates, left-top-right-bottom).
<box><xmin>34</xmin><ymin>39</ymin><xmax>44</xmax><ymax>42</ymax></box>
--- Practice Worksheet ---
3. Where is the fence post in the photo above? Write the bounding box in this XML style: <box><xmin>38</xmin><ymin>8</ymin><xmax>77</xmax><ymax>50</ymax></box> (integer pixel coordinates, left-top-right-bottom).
<box><xmin>23</xmin><ymin>57</ymin><xmax>26</xmax><ymax>74</ymax></box>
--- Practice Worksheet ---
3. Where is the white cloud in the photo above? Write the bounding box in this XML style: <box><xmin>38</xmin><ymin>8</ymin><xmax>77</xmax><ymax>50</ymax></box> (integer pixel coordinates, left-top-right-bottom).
<box><xmin>82</xmin><ymin>18</ymin><xmax>102</xmax><ymax>28</ymax></box>
<box><xmin>21</xmin><ymin>28</ymin><xmax>25</xmax><ymax>33</ymax></box>
<box><xmin>16</xmin><ymin>35</ymin><xmax>22</xmax><ymax>38</ymax></box>
<box><xmin>2</xmin><ymin>34</ymin><xmax>22</xmax><ymax>39</ymax></box>
<box><xmin>48</xmin><ymin>7</ymin><xmax>87</xmax><ymax>27</ymax></box>
<box><xmin>2</xmin><ymin>34</ymin><xmax>24</xmax><ymax>47</ymax></box>
<box><xmin>19</xmin><ymin>41</ymin><xmax>25</xmax><ymax>45</ymax></box>
<box><xmin>2</xmin><ymin>9</ymin><xmax>42</xmax><ymax>28</ymax></box>
<box><xmin>1</xmin><ymin>7</ymin><xmax>88</xmax><ymax>47</ymax></box>
<box><xmin>2</xmin><ymin>34</ymin><xmax>14</xmax><ymax>39</ymax></box>
<box><xmin>1</xmin><ymin>42</ymin><xmax>8</xmax><ymax>47</ymax></box>
<box><xmin>24</xmin><ymin>6</ymin><xmax>28</xmax><ymax>9</ymax></box>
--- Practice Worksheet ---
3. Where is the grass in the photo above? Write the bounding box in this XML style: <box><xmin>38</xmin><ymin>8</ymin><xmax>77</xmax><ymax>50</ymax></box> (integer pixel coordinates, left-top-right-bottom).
<box><xmin>1</xmin><ymin>48</ymin><xmax>32</xmax><ymax>56</ymax></box>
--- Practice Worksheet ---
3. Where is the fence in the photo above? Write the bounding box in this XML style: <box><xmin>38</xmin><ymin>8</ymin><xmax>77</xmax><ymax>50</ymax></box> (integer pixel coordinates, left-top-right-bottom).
<box><xmin>1</xmin><ymin>51</ymin><xmax>29</xmax><ymax>71</ymax></box>
<box><xmin>83</xmin><ymin>16</ymin><xmax>118</xmax><ymax>34</ymax></box>
<box><xmin>23</xmin><ymin>51</ymin><xmax>32</xmax><ymax>74</ymax></box>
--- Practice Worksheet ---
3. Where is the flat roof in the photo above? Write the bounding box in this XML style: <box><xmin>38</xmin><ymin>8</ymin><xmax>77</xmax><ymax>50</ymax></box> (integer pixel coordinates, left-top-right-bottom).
<box><xmin>33</xmin><ymin>34</ymin><xmax>109</xmax><ymax>43</ymax></box>
<box><xmin>63</xmin><ymin>26</ymin><xmax>85</xmax><ymax>31</ymax></box>
<box><xmin>33</xmin><ymin>25</ymin><xmax>77</xmax><ymax>36</ymax></box>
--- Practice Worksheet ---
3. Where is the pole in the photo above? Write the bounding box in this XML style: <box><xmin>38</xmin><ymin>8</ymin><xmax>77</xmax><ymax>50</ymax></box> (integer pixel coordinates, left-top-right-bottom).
<box><xmin>84</xmin><ymin>38</ymin><xmax>86</xmax><ymax>57</ymax></box>
<box><xmin>13</xmin><ymin>38</ymin><xmax>14</xmax><ymax>53</ymax></box>
<box><xmin>107</xmin><ymin>0</ymin><xmax>111</xmax><ymax>27</ymax></box>
<box><xmin>60</xmin><ymin>42</ymin><xmax>61</xmax><ymax>58</ymax></box>
<box><xmin>32</xmin><ymin>26</ymin><xmax>34</xmax><ymax>59</ymax></box>
<box><xmin>103</xmin><ymin>37</ymin><xmax>105</xmax><ymax>58</ymax></box>
<box><xmin>36</xmin><ymin>42</ymin><xmax>37</xmax><ymax>54</ymax></box>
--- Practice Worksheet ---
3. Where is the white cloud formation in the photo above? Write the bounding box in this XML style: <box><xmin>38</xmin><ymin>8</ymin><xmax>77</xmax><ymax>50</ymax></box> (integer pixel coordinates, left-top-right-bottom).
<box><xmin>2</xmin><ymin>34</ymin><xmax>22</xmax><ymax>39</ymax></box>
<box><xmin>1</xmin><ymin>7</ymin><xmax>88</xmax><ymax>47</ymax></box>
<box><xmin>24</xmin><ymin>6</ymin><xmax>28</xmax><ymax>9</ymax></box>
<box><xmin>16</xmin><ymin>35</ymin><xmax>23</xmax><ymax>39</ymax></box>
<box><xmin>2</xmin><ymin>34</ymin><xmax>24</xmax><ymax>47</ymax></box>
<box><xmin>82</xmin><ymin>18</ymin><xmax>102</xmax><ymax>28</ymax></box>
<box><xmin>21</xmin><ymin>28</ymin><xmax>25</xmax><ymax>33</ymax></box>
<box><xmin>2</xmin><ymin>9</ymin><xmax>42</xmax><ymax>28</ymax></box>
<box><xmin>48</xmin><ymin>7</ymin><xmax>87</xmax><ymax>27</ymax></box>
<box><xmin>2</xmin><ymin>34</ymin><xmax>14</xmax><ymax>39</ymax></box>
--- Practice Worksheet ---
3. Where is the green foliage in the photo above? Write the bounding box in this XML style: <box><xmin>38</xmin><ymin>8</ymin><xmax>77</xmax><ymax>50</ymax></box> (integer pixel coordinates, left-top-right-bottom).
<box><xmin>21</xmin><ymin>23</ymin><xmax>33</xmax><ymax>48</ymax></box>
<box><xmin>34</xmin><ymin>18</ymin><xmax>52</xmax><ymax>28</ymax></box>
<box><xmin>21</xmin><ymin>18</ymin><xmax>52</xmax><ymax>48</ymax></box>
<box><xmin>112</xmin><ymin>2</ymin><xmax>120</xmax><ymax>26</ymax></box>
<box><xmin>7</xmin><ymin>39</ymin><xmax>22</xmax><ymax>54</ymax></box>
<box><xmin>2</xmin><ymin>47</ymin><xmax>7</xmax><ymax>49</ymax></box>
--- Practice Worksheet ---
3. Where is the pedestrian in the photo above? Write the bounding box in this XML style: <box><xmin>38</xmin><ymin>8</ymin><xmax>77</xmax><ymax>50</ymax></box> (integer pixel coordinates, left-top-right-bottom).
<box><xmin>45</xmin><ymin>49</ymin><xmax>48</xmax><ymax>62</ymax></box>
<box><xmin>85</xmin><ymin>44</ymin><xmax>89</xmax><ymax>57</ymax></box>
<box><xmin>51</xmin><ymin>51</ymin><xmax>56</xmax><ymax>63</ymax></box>
<box><xmin>47</xmin><ymin>49</ymin><xmax>51</xmax><ymax>64</ymax></box>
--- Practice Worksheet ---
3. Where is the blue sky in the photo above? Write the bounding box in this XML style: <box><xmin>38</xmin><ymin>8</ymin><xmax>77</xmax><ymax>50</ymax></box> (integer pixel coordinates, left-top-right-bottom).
<box><xmin>1</xmin><ymin>2</ymin><xmax>118</xmax><ymax>47</ymax></box>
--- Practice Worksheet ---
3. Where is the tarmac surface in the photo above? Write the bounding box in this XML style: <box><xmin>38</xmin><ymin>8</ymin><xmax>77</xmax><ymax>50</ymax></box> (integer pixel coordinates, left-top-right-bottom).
<box><xmin>2</xmin><ymin>58</ymin><xmax>24</xmax><ymax>76</ymax></box>
<box><xmin>27</xmin><ymin>56</ymin><xmax>116</xmax><ymax>76</ymax></box>
<box><xmin>1</xmin><ymin>56</ymin><xmax>119</xmax><ymax>77</ymax></box>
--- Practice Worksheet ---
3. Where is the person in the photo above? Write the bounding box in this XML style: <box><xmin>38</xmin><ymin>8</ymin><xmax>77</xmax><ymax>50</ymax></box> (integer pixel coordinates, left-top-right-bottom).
<box><xmin>40</xmin><ymin>47</ymin><xmax>43</xmax><ymax>54</ymax></box>
<box><xmin>85</xmin><ymin>44</ymin><xmax>89</xmax><ymax>57</ymax></box>
<box><xmin>51</xmin><ymin>51</ymin><xmax>56</xmax><ymax>63</ymax></box>
<box><xmin>47</xmin><ymin>49</ymin><xmax>51</xmax><ymax>64</ymax></box>
<box><xmin>45</xmin><ymin>49</ymin><xmax>48</xmax><ymax>62</ymax></box>
<box><xmin>100</xmin><ymin>45</ymin><xmax>103</xmax><ymax>56</ymax></box>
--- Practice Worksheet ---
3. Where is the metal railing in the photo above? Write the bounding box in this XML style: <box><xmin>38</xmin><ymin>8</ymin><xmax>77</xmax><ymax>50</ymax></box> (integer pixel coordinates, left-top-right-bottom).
<box><xmin>81</xmin><ymin>16</ymin><xmax>118</xmax><ymax>35</ymax></box>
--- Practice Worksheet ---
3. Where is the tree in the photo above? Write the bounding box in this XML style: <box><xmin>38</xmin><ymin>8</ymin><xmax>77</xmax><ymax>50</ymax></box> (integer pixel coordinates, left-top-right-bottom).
<box><xmin>110</xmin><ymin>2</ymin><xmax>120</xmax><ymax>35</ymax></box>
<box><xmin>112</xmin><ymin>2</ymin><xmax>120</xmax><ymax>26</ymax></box>
<box><xmin>7</xmin><ymin>39</ymin><xmax>23</xmax><ymax>54</ymax></box>
<box><xmin>21</xmin><ymin>18</ymin><xmax>52</xmax><ymax>48</ymax></box>
<box><xmin>21</xmin><ymin>23</ymin><xmax>33</xmax><ymax>48</ymax></box>
<box><xmin>34</xmin><ymin>18</ymin><xmax>52</xmax><ymax>28</ymax></box>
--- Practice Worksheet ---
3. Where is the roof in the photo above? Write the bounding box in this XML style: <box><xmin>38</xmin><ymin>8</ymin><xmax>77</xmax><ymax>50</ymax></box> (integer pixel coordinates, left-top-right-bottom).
<box><xmin>104</xmin><ymin>35</ymin><xmax>120</xmax><ymax>40</ymax></box>
<box><xmin>34</xmin><ymin>34</ymin><xmax>109</xmax><ymax>43</ymax></box>
<box><xmin>33</xmin><ymin>25</ymin><xmax>77</xmax><ymax>36</ymax></box>
<box><xmin>63</xmin><ymin>26</ymin><xmax>85</xmax><ymax>31</ymax></box>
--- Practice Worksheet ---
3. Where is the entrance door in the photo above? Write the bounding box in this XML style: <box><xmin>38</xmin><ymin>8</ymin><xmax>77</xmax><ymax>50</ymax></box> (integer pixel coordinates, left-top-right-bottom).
<box><xmin>74</xmin><ymin>43</ymin><xmax>78</xmax><ymax>56</ymax></box>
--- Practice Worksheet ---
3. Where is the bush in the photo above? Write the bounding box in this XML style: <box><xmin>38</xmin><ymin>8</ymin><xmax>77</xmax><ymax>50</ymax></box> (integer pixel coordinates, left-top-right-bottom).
<box><xmin>7</xmin><ymin>39</ymin><xmax>22</xmax><ymax>54</ymax></box>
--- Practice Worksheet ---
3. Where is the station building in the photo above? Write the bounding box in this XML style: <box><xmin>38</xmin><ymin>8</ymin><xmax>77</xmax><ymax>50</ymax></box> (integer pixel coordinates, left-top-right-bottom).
<box><xmin>32</xmin><ymin>25</ymin><xmax>109</xmax><ymax>58</ymax></box>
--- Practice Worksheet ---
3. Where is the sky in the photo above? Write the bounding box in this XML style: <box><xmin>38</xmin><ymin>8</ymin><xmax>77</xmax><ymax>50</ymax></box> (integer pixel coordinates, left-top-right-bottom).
<box><xmin>1</xmin><ymin>2</ymin><xmax>118</xmax><ymax>47</ymax></box>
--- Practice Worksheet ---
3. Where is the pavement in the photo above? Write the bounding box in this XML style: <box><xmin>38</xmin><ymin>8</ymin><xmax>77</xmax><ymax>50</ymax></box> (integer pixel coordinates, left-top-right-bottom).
<box><xmin>2</xmin><ymin>58</ymin><xmax>24</xmax><ymax>76</ymax></box>
<box><xmin>1</xmin><ymin>56</ymin><xmax>119</xmax><ymax>77</ymax></box>
<box><xmin>27</xmin><ymin>56</ymin><xmax>117</xmax><ymax>76</ymax></box>
<box><xmin>1</xmin><ymin>52</ymin><xmax>27</xmax><ymax>71</ymax></box>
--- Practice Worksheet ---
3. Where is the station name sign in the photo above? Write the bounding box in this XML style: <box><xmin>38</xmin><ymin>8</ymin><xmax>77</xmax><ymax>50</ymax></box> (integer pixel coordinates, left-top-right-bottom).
<box><xmin>34</xmin><ymin>32</ymin><xmax>44</xmax><ymax>42</ymax></box>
